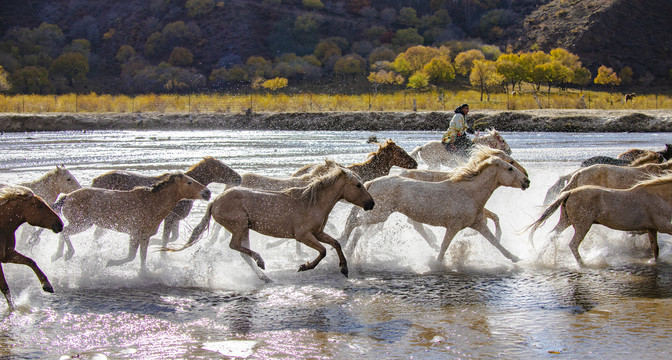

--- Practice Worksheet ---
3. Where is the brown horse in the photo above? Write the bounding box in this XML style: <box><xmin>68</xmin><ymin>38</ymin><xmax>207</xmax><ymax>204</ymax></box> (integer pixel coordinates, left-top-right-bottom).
<box><xmin>617</xmin><ymin>144</ymin><xmax>672</xmax><ymax>163</ymax></box>
<box><xmin>340</xmin><ymin>155</ymin><xmax>530</xmax><ymax>264</ymax></box>
<box><xmin>53</xmin><ymin>173</ymin><xmax>211</xmax><ymax>273</ymax></box>
<box><xmin>90</xmin><ymin>157</ymin><xmax>240</xmax><ymax>248</ymax></box>
<box><xmin>292</xmin><ymin>139</ymin><xmax>418</xmax><ymax>182</ymax></box>
<box><xmin>239</xmin><ymin>160</ymin><xmax>338</xmax><ymax>191</ymax></box>
<box><xmin>166</xmin><ymin>167</ymin><xmax>375</xmax><ymax>282</ymax></box>
<box><xmin>528</xmin><ymin>175</ymin><xmax>672</xmax><ymax>267</ymax></box>
<box><xmin>0</xmin><ymin>185</ymin><xmax>63</xmax><ymax>311</ymax></box>
<box><xmin>18</xmin><ymin>166</ymin><xmax>81</xmax><ymax>244</ymax></box>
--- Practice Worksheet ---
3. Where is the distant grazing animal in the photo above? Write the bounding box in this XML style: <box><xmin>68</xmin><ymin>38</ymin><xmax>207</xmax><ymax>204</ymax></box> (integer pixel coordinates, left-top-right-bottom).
<box><xmin>0</xmin><ymin>185</ymin><xmax>63</xmax><ymax>311</ymax></box>
<box><xmin>624</xmin><ymin>93</ymin><xmax>636</xmax><ymax>102</ymax></box>
<box><xmin>527</xmin><ymin>174</ymin><xmax>672</xmax><ymax>267</ymax></box>
<box><xmin>90</xmin><ymin>157</ymin><xmax>240</xmax><ymax>249</ymax></box>
<box><xmin>53</xmin><ymin>173</ymin><xmax>211</xmax><ymax>273</ymax></box>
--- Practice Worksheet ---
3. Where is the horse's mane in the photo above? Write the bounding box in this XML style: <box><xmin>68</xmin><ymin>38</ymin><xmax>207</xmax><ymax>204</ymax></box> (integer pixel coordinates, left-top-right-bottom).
<box><xmin>285</xmin><ymin>166</ymin><xmax>353</xmax><ymax>204</ymax></box>
<box><xmin>634</xmin><ymin>173</ymin><xmax>672</xmax><ymax>188</ymax></box>
<box><xmin>299</xmin><ymin>159</ymin><xmax>339</xmax><ymax>179</ymax></box>
<box><xmin>365</xmin><ymin>139</ymin><xmax>395</xmax><ymax>159</ymax></box>
<box><xmin>150</xmin><ymin>173</ymin><xmax>183</xmax><ymax>192</ymax></box>
<box><xmin>188</xmin><ymin>156</ymin><xmax>217</xmax><ymax>172</ymax></box>
<box><xmin>449</xmin><ymin>146</ymin><xmax>498</xmax><ymax>181</ymax></box>
<box><xmin>630</xmin><ymin>152</ymin><xmax>664</xmax><ymax>166</ymax></box>
<box><xmin>0</xmin><ymin>185</ymin><xmax>34</xmax><ymax>207</ymax></box>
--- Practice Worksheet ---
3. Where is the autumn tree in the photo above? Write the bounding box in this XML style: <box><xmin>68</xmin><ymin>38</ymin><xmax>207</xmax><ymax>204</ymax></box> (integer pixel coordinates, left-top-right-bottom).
<box><xmin>594</xmin><ymin>65</ymin><xmax>621</xmax><ymax>87</ymax></box>
<box><xmin>495</xmin><ymin>53</ymin><xmax>525</xmax><ymax>92</ymax></box>
<box><xmin>422</xmin><ymin>57</ymin><xmax>455</xmax><ymax>83</ymax></box>
<box><xmin>406</xmin><ymin>72</ymin><xmax>429</xmax><ymax>89</ymax></box>
<box><xmin>534</xmin><ymin>60</ymin><xmax>573</xmax><ymax>93</ymax></box>
<box><xmin>49</xmin><ymin>52</ymin><xmax>90</xmax><ymax>88</ymax></box>
<box><xmin>10</xmin><ymin>66</ymin><xmax>52</xmax><ymax>94</ymax></box>
<box><xmin>392</xmin><ymin>45</ymin><xmax>446</xmax><ymax>77</ymax></box>
<box><xmin>391</xmin><ymin>28</ymin><xmax>423</xmax><ymax>52</ymax></box>
<box><xmin>245</xmin><ymin>56</ymin><xmax>271</xmax><ymax>78</ymax></box>
<box><xmin>185</xmin><ymin>0</ymin><xmax>215</xmax><ymax>16</ymax></box>
<box><xmin>302</xmin><ymin>0</ymin><xmax>324</xmax><ymax>10</ymax></box>
<box><xmin>262</xmin><ymin>77</ymin><xmax>288</xmax><ymax>91</ymax></box>
<box><xmin>334</xmin><ymin>53</ymin><xmax>366</xmax><ymax>82</ymax></box>
<box><xmin>454</xmin><ymin>49</ymin><xmax>485</xmax><ymax>76</ymax></box>
<box><xmin>367</xmin><ymin>69</ymin><xmax>404</xmax><ymax>94</ymax></box>
<box><xmin>0</xmin><ymin>66</ymin><xmax>10</xmax><ymax>93</ymax></box>
<box><xmin>470</xmin><ymin>59</ymin><xmax>502</xmax><ymax>101</ymax></box>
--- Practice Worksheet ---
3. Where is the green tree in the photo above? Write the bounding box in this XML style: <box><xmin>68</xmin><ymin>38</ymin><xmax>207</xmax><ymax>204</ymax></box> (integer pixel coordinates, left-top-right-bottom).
<box><xmin>185</xmin><ymin>0</ymin><xmax>215</xmax><ymax>16</ymax></box>
<box><xmin>397</xmin><ymin>7</ymin><xmax>420</xmax><ymax>27</ymax></box>
<box><xmin>0</xmin><ymin>66</ymin><xmax>10</xmax><ymax>92</ymax></box>
<box><xmin>619</xmin><ymin>66</ymin><xmax>634</xmax><ymax>86</ymax></box>
<box><xmin>470</xmin><ymin>59</ymin><xmax>502</xmax><ymax>101</ymax></box>
<box><xmin>168</xmin><ymin>47</ymin><xmax>194</xmax><ymax>66</ymax></box>
<box><xmin>314</xmin><ymin>39</ymin><xmax>342</xmax><ymax>63</ymax></box>
<box><xmin>10</xmin><ymin>66</ymin><xmax>52</xmax><ymax>93</ymax></box>
<box><xmin>49</xmin><ymin>52</ymin><xmax>90</xmax><ymax>87</ymax></box>
<box><xmin>422</xmin><ymin>57</ymin><xmax>455</xmax><ymax>83</ymax></box>
<box><xmin>406</xmin><ymin>72</ymin><xmax>428</xmax><ymax>89</ymax></box>
<box><xmin>302</xmin><ymin>0</ymin><xmax>324</xmax><ymax>10</ymax></box>
<box><xmin>572</xmin><ymin>66</ymin><xmax>592</xmax><ymax>89</ymax></box>
<box><xmin>334</xmin><ymin>53</ymin><xmax>366</xmax><ymax>82</ymax></box>
<box><xmin>245</xmin><ymin>56</ymin><xmax>270</xmax><ymax>78</ymax></box>
<box><xmin>116</xmin><ymin>45</ymin><xmax>136</xmax><ymax>63</ymax></box>
<box><xmin>391</xmin><ymin>28</ymin><xmax>423</xmax><ymax>52</ymax></box>
<box><xmin>454</xmin><ymin>49</ymin><xmax>484</xmax><ymax>76</ymax></box>
<box><xmin>294</xmin><ymin>13</ymin><xmax>320</xmax><ymax>33</ymax></box>
<box><xmin>368</xmin><ymin>46</ymin><xmax>396</xmax><ymax>65</ymax></box>
<box><xmin>594</xmin><ymin>65</ymin><xmax>621</xmax><ymax>86</ymax></box>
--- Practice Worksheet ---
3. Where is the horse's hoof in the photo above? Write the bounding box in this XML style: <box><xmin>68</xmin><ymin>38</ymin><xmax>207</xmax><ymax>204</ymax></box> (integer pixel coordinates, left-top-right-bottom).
<box><xmin>51</xmin><ymin>254</ymin><xmax>61</xmax><ymax>262</ymax></box>
<box><xmin>64</xmin><ymin>252</ymin><xmax>74</xmax><ymax>261</ymax></box>
<box><xmin>510</xmin><ymin>256</ymin><xmax>521</xmax><ymax>263</ymax></box>
<box><xmin>256</xmin><ymin>260</ymin><xmax>265</xmax><ymax>270</ymax></box>
<box><xmin>341</xmin><ymin>267</ymin><xmax>349</xmax><ymax>278</ymax></box>
<box><xmin>42</xmin><ymin>284</ymin><xmax>54</xmax><ymax>293</ymax></box>
<box><xmin>298</xmin><ymin>263</ymin><xmax>309</xmax><ymax>272</ymax></box>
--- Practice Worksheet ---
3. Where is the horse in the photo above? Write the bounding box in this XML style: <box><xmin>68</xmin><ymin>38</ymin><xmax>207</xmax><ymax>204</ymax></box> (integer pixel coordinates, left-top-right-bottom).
<box><xmin>340</xmin><ymin>155</ymin><xmax>530</xmax><ymax>264</ymax></box>
<box><xmin>18</xmin><ymin>166</ymin><xmax>81</xmax><ymax>244</ymax></box>
<box><xmin>239</xmin><ymin>159</ymin><xmax>338</xmax><ymax>191</ymax></box>
<box><xmin>623</xmin><ymin>93</ymin><xmax>636</xmax><ymax>103</ymax></box>
<box><xmin>52</xmin><ymin>173</ymin><xmax>211</xmax><ymax>273</ymax></box>
<box><xmin>164</xmin><ymin>166</ymin><xmax>375</xmax><ymax>282</ymax></box>
<box><xmin>394</xmin><ymin>145</ymin><xmax>530</xmax><ymax>248</ymax></box>
<box><xmin>292</xmin><ymin>139</ymin><xmax>418</xmax><ymax>182</ymax></box>
<box><xmin>90</xmin><ymin>157</ymin><xmax>240</xmax><ymax>248</ymax></box>
<box><xmin>617</xmin><ymin>144</ymin><xmax>672</xmax><ymax>162</ymax></box>
<box><xmin>527</xmin><ymin>174</ymin><xmax>672</xmax><ymax>267</ymax></box>
<box><xmin>409</xmin><ymin>129</ymin><xmax>512</xmax><ymax>169</ymax></box>
<box><xmin>0</xmin><ymin>185</ymin><xmax>63</xmax><ymax>311</ymax></box>
<box><xmin>545</xmin><ymin>152</ymin><xmax>667</xmax><ymax>205</ymax></box>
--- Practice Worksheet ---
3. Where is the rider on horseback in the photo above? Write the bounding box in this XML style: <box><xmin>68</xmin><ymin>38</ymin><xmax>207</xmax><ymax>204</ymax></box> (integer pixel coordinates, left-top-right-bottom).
<box><xmin>442</xmin><ymin>103</ymin><xmax>474</xmax><ymax>154</ymax></box>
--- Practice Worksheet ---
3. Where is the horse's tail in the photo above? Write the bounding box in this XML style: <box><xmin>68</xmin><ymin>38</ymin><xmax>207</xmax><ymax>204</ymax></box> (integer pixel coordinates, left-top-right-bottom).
<box><xmin>526</xmin><ymin>191</ymin><xmax>571</xmax><ymax>248</ymax></box>
<box><xmin>542</xmin><ymin>173</ymin><xmax>572</xmax><ymax>206</ymax></box>
<box><xmin>409</xmin><ymin>145</ymin><xmax>422</xmax><ymax>160</ymax></box>
<box><xmin>162</xmin><ymin>201</ymin><xmax>212</xmax><ymax>252</ymax></box>
<box><xmin>52</xmin><ymin>193</ymin><xmax>68</xmax><ymax>213</ymax></box>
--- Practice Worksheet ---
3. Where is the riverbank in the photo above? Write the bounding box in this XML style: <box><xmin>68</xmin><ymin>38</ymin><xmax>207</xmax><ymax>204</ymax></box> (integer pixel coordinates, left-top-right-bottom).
<box><xmin>1</xmin><ymin>109</ymin><xmax>672</xmax><ymax>132</ymax></box>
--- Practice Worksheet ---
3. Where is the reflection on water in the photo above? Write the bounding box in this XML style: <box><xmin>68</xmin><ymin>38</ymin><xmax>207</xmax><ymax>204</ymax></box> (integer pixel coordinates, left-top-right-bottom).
<box><xmin>1</xmin><ymin>129</ymin><xmax>672</xmax><ymax>358</ymax></box>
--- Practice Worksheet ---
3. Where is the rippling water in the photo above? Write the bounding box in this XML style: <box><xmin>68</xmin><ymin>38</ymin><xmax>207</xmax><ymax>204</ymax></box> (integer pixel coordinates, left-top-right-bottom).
<box><xmin>1</xmin><ymin>129</ymin><xmax>672</xmax><ymax>359</ymax></box>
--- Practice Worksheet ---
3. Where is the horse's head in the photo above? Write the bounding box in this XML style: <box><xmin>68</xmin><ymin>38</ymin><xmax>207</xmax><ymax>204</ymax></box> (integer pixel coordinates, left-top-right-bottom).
<box><xmin>340</xmin><ymin>169</ymin><xmax>375</xmax><ymax>210</ymax></box>
<box><xmin>378</xmin><ymin>140</ymin><xmax>418</xmax><ymax>169</ymax></box>
<box><xmin>475</xmin><ymin>129</ymin><xmax>511</xmax><ymax>155</ymax></box>
<box><xmin>198</xmin><ymin>157</ymin><xmax>242</xmax><ymax>186</ymax></box>
<box><xmin>0</xmin><ymin>186</ymin><xmax>63</xmax><ymax>233</ymax></box>
<box><xmin>153</xmin><ymin>173</ymin><xmax>211</xmax><ymax>201</ymax></box>
<box><xmin>485</xmin><ymin>147</ymin><xmax>528</xmax><ymax>177</ymax></box>
<box><xmin>490</xmin><ymin>157</ymin><xmax>530</xmax><ymax>190</ymax></box>
<box><xmin>50</xmin><ymin>165</ymin><xmax>82</xmax><ymax>193</ymax></box>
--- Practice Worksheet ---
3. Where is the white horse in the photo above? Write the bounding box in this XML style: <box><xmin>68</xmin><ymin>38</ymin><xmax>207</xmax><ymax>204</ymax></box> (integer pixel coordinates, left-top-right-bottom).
<box><xmin>410</xmin><ymin>129</ymin><xmax>512</xmax><ymax>169</ymax></box>
<box><xmin>340</xmin><ymin>155</ymin><xmax>530</xmax><ymax>264</ymax></box>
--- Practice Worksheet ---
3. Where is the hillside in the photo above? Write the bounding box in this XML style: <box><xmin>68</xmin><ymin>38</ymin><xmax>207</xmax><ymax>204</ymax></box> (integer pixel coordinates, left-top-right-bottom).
<box><xmin>1</xmin><ymin>0</ymin><xmax>670</xmax><ymax>94</ymax></box>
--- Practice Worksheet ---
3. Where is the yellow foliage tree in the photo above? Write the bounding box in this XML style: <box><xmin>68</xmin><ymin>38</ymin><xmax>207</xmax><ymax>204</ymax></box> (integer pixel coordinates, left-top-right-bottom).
<box><xmin>594</xmin><ymin>65</ymin><xmax>621</xmax><ymax>86</ymax></box>
<box><xmin>262</xmin><ymin>77</ymin><xmax>288</xmax><ymax>91</ymax></box>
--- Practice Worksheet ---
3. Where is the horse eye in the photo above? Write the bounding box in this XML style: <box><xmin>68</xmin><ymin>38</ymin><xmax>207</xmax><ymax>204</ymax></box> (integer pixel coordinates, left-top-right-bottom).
<box><xmin>67</xmin><ymin>178</ymin><xmax>71</xmax><ymax>181</ymax></box>
<box><xmin>357</xmin><ymin>183</ymin><xmax>362</xmax><ymax>188</ymax></box>
<box><xmin>509</xmin><ymin>161</ymin><xmax>514</xmax><ymax>164</ymax></box>
<box><xmin>508</xmin><ymin>167</ymin><xmax>513</xmax><ymax>171</ymax></box>
<box><xmin>187</xmin><ymin>181</ymin><xmax>193</xmax><ymax>185</ymax></box>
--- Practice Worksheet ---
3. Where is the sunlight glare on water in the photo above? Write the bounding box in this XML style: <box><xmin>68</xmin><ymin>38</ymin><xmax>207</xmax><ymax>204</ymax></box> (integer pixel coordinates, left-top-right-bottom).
<box><xmin>1</xmin><ymin>129</ymin><xmax>672</xmax><ymax>358</ymax></box>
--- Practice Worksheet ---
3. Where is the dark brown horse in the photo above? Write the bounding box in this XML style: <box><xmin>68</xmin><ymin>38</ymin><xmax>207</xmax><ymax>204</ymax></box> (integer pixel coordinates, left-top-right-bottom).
<box><xmin>91</xmin><ymin>157</ymin><xmax>241</xmax><ymax>248</ymax></box>
<box><xmin>292</xmin><ymin>139</ymin><xmax>418</xmax><ymax>182</ymax></box>
<box><xmin>0</xmin><ymin>185</ymin><xmax>63</xmax><ymax>311</ymax></box>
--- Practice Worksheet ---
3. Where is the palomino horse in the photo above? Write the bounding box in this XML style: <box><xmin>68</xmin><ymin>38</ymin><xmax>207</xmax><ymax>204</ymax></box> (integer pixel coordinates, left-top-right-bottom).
<box><xmin>527</xmin><ymin>175</ymin><xmax>672</xmax><ymax>267</ymax></box>
<box><xmin>409</xmin><ymin>129</ymin><xmax>511</xmax><ymax>169</ymax></box>
<box><xmin>0</xmin><ymin>185</ymin><xmax>63</xmax><ymax>310</ymax></box>
<box><xmin>340</xmin><ymin>155</ymin><xmax>530</xmax><ymax>264</ymax></box>
<box><xmin>90</xmin><ymin>157</ymin><xmax>240</xmax><ymax>248</ymax></box>
<box><xmin>544</xmin><ymin>152</ymin><xmax>667</xmax><ymax>205</ymax></box>
<box><xmin>292</xmin><ymin>139</ymin><xmax>418</xmax><ymax>182</ymax></box>
<box><xmin>165</xmin><ymin>166</ymin><xmax>375</xmax><ymax>282</ymax></box>
<box><xmin>18</xmin><ymin>166</ymin><xmax>81</xmax><ymax>244</ymax></box>
<box><xmin>395</xmin><ymin>145</ymin><xmax>529</xmax><ymax>248</ymax></box>
<box><xmin>53</xmin><ymin>173</ymin><xmax>211</xmax><ymax>273</ymax></box>
<box><xmin>239</xmin><ymin>159</ymin><xmax>338</xmax><ymax>191</ymax></box>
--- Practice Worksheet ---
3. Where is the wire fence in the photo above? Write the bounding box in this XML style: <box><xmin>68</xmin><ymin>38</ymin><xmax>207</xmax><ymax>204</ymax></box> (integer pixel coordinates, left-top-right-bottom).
<box><xmin>1</xmin><ymin>91</ymin><xmax>670</xmax><ymax>114</ymax></box>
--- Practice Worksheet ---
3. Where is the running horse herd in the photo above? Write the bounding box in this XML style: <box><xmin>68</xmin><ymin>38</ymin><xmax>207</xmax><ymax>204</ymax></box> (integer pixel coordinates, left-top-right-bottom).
<box><xmin>1</xmin><ymin>131</ymin><xmax>672</xmax><ymax>310</ymax></box>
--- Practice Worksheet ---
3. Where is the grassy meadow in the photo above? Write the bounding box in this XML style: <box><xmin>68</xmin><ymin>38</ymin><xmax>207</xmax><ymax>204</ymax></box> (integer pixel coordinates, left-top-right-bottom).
<box><xmin>1</xmin><ymin>89</ymin><xmax>670</xmax><ymax>114</ymax></box>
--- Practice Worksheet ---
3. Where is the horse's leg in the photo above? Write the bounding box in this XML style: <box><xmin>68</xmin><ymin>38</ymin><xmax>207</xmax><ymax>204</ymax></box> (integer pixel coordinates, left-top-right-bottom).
<box><xmin>436</xmin><ymin>227</ymin><xmax>462</xmax><ymax>263</ymax></box>
<box><xmin>161</xmin><ymin>218</ymin><xmax>181</xmax><ymax>248</ymax></box>
<box><xmin>92</xmin><ymin>226</ymin><xmax>106</xmax><ymax>241</ymax></box>
<box><xmin>469</xmin><ymin>220</ymin><xmax>519</xmax><ymax>262</ymax></box>
<box><xmin>567</xmin><ymin>224</ymin><xmax>591</xmax><ymax>267</ymax></box>
<box><xmin>54</xmin><ymin>221</ymin><xmax>91</xmax><ymax>262</ymax></box>
<box><xmin>239</xmin><ymin>233</ymin><xmax>271</xmax><ymax>283</ymax></box>
<box><xmin>483</xmin><ymin>209</ymin><xmax>501</xmax><ymax>240</ymax></box>
<box><xmin>315</xmin><ymin>232</ymin><xmax>348</xmax><ymax>277</ymax></box>
<box><xmin>106</xmin><ymin>235</ymin><xmax>141</xmax><ymax>268</ymax></box>
<box><xmin>27</xmin><ymin>228</ymin><xmax>45</xmax><ymax>247</ymax></box>
<box><xmin>0</xmin><ymin>265</ymin><xmax>12</xmax><ymax>311</ymax></box>
<box><xmin>408</xmin><ymin>219</ymin><xmax>439</xmax><ymax>251</ymax></box>
<box><xmin>339</xmin><ymin>206</ymin><xmax>363</xmax><ymax>244</ymax></box>
<box><xmin>5</xmin><ymin>250</ymin><xmax>53</xmax><ymax>293</ymax></box>
<box><xmin>229</xmin><ymin>230</ymin><xmax>265</xmax><ymax>270</ymax></box>
<box><xmin>295</xmin><ymin>233</ymin><xmax>327</xmax><ymax>273</ymax></box>
<box><xmin>647</xmin><ymin>230</ymin><xmax>659</xmax><ymax>262</ymax></box>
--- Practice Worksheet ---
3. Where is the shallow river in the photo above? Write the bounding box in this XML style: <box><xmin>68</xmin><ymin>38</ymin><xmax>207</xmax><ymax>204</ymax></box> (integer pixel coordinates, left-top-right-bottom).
<box><xmin>1</xmin><ymin>129</ymin><xmax>672</xmax><ymax>359</ymax></box>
